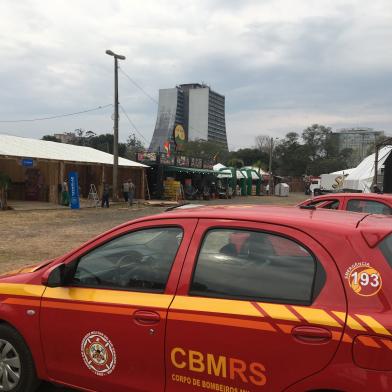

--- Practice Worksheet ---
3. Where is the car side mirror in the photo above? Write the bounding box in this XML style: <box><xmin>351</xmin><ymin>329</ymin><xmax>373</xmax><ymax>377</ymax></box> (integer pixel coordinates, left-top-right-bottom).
<box><xmin>42</xmin><ymin>263</ymin><xmax>66</xmax><ymax>287</ymax></box>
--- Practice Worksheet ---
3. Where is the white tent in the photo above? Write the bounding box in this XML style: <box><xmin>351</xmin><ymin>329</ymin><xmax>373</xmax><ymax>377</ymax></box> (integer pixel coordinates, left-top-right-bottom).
<box><xmin>0</xmin><ymin>134</ymin><xmax>147</xmax><ymax>167</ymax></box>
<box><xmin>243</xmin><ymin>166</ymin><xmax>267</xmax><ymax>176</ymax></box>
<box><xmin>213</xmin><ymin>163</ymin><xmax>232</xmax><ymax>178</ymax></box>
<box><xmin>330</xmin><ymin>168</ymin><xmax>356</xmax><ymax>176</ymax></box>
<box><xmin>239</xmin><ymin>169</ymin><xmax>258</xmax><ymax>180</ymax></box>
<box><xmin>344</xmin><ymin>146</ymin><xmax>392</xmax><ymax>193</ymax></box>
<box><xmin>213</xmin><ymin>163</ymin><xmax>247</xmax><ymax>179</ymax></box>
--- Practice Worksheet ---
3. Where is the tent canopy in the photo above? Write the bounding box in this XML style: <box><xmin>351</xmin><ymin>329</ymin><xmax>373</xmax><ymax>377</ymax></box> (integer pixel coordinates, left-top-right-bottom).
<box><xmin>213</xmin><ymin>163</ymin><xmax>248</xmax><ymax>179</ymax></box>
<box><xmin>0</xmin><ymin>134</ymin><xmax>148</xmax><ymax>168</ymax></box>
<box><xmin>331</xmin><ymin>146</ymin><xmax>392</xmax><ymax>193</ymax></box>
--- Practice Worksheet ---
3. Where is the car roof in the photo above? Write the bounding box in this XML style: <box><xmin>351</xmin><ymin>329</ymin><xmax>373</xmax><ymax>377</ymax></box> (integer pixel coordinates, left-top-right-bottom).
<box><xmin>88</xmin><ymin>204</ymin><xmax>391</xmax><ymax>253</ymax></box>
<box><xmin>158</xmin><ymin>204</ymin><xmax>364</xmax><ymax>231</ymax></box>
<box><xmin>156</xmin><ymin>204</ymin><xmax>392</xmax><ymax>244</ymax></box>
<box><xmin>311</xmin><ymin>193</ymin><xmax>392</xmax><ymax>199</ymax></box>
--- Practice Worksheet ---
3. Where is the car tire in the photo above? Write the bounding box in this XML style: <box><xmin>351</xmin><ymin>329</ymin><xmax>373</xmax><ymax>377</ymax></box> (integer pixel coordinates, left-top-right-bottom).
<box><xmin>0</xmin><ymin>324</ymin><xmax>40</xmax><ymax>392</ymax></box>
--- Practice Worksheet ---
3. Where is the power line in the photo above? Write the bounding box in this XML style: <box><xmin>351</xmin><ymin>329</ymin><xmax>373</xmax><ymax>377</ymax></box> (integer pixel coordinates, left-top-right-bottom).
<box><xmin>0</xmin><ymin>104</ymin><xmax>113</xmax><ymax>123</ymax></box>
<box><xmin>119</xmin><ymin>104</ymin><xmax>148</xmax><ymax>144</ymax></box>
<box><xmin>118</xmin><ymin>67</ymin><xmax>158</xmax><ymax>105</ymax></box>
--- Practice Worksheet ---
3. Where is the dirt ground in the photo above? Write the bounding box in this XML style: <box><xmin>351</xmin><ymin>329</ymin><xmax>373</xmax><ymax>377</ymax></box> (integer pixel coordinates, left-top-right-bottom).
<box><xmin>0</xmin><ymin>193</ymin><xmax>308</xmax><ymax>274</ymax></box>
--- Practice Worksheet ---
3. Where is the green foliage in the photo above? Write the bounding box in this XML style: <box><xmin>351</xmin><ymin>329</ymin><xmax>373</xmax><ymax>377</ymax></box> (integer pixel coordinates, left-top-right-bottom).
<box><xmin>125</xmin><ymin>134</ymin><xmax>145</xmax><ymax>160</ymax></box>
<box><xmin>227</xmin><ymin>148</ymin><xmax>269</xmax><ymax>167</ymax></box>
<box><xmin>42</xmin><ymin>135</ymin><xmax>61</xmax><ymax>142</ymax></box>
<box><xmin>301</xmin><ymin>124</ymin><xmax>332</xmax><ymax>160</ymax></box>
<box><xmin>42</xmin><ymin>130</ymin><xmax>145</xmax><ymax>160</ymax></box>
<box><xmin>227</xmin><ymin>158</ymin><xmax>244</xmax><ymax>168</ymax></box>
<box><xmin>242</xmin><ymin>124</ymin><xmax>356</xmax><ymax>176</ymax></box>
<box><xmin>274</xmin><ymin>133</ymin><xmax>309</xmax><ymax>176</ymax></box>
<box><xmin>253</xmin><ymin>160</ymin><xmax>267</xmax><ymax>173</ymax></box>
<box><xmin>181</xmin><ymin>140</ymin><xmax>228</xmax><ymax>161</ymax></box>
<box><xmin>224</xmin><ymin>148</ymin><xmax>269</xmax><ymax>170</ymax></box>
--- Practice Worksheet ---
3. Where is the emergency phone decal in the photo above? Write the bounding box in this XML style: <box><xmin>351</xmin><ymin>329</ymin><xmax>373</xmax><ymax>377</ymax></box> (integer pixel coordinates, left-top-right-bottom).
<box><xmin>81</xmin><ymin>331</ymin><xmax>117</xmax><ymax>376</ymax></box>
<box><xmin>345</xmin><ymin>262</ymin><xmax>382</xmax><ymax>297</ymax></box>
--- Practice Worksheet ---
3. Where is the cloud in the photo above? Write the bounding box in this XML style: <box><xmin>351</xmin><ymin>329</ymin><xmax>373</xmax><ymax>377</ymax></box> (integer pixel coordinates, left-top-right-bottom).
<box><xmin>0</xmin><ymin>0</ymin><xmax>391</xmax><ymax>150</ymax></box>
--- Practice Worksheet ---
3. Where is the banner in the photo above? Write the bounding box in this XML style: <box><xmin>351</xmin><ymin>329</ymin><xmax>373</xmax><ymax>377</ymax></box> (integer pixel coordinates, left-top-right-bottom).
<box><xmin>68</xmin><ymin>171</ymin><xmax>80</xmax><ymax>209</ymax></box>
<box><xmin>173</xmin><ymin>124</ymin><xmax>186</xmax><ymax>151</ymax></box>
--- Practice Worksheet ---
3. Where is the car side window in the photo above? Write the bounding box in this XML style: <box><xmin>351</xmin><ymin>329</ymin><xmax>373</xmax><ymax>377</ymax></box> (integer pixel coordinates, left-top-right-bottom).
<box><xmin>347</xmin><ymin>199</ymin><xmax>392</xmax><ymax>215</ymax></box>
<box><xmin>379</xmin><ymin>234</ymin><xmax>392</xmax><ymax>268</ymax></box>
<box><xmin>190</xmin><ymin>229</ymin><xmax>325</xmax><ymax>305</ymax></box>
<box><xmin>310</xmin><ymin>199</ymin><xmax>340</xmax><ymax>209</ymax></box>
<box><xmin>71</xmin><ymin>227</ymin><xmax>183</xmax><ymax>292</ymax></box>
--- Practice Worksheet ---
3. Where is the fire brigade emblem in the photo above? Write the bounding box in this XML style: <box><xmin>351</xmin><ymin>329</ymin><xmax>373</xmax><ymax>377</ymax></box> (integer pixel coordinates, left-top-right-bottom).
<box><xmin>81</xmin><ymin>331</ymin><xmax>116</xmax><ymax>376</ymax></box>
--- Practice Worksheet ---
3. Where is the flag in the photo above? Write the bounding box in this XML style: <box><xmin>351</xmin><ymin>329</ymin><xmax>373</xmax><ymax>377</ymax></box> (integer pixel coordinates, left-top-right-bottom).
<box><xmin>164</xmin><ymin>140</ymin><xmax>171</xmax><ymax>157</ymax></box>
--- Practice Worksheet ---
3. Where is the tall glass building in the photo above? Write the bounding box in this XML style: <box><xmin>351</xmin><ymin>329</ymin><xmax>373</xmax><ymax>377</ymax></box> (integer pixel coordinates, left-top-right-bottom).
<box><xmin>332</xmin><ymin>128</ymin><xmax>384</xmax><ymax>166</ymax></box>
<box><xmin>149</xmin><ymin>83</ymin><xmax>228</xmax><ymax>152</ymax></box>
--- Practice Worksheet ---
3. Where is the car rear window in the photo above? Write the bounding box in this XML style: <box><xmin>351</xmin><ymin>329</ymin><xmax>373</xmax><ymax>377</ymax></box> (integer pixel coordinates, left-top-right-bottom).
<box><xmin>379</xmin><ymin>234</ymin><xmax>392</xmax><ymax>268</ymax></box>
<box><xmin>190</xmin><ymin>229</ymin><xmax>326</xmax><ymax>306</ymax></box>
<box><xmin>347</xmin><ymin>199</ymin><xmax>392</xmax><ymax>215</ymax></box>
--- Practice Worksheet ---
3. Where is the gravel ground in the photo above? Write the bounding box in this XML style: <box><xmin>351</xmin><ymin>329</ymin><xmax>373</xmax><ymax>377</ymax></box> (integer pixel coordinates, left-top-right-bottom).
<box><xmin>0</xmin><ymin>205</ymin><xmax>166</xmax><ymax>273</ymax></box>
<box><xmin>0</xmin><ymin>194</ymin><xmax>308</xmax><ymax>273</ymax></box>
<box><xmin>0</xmin><ymin>193</ymin><xmax>308</xmax><ymax>392</ymax></box>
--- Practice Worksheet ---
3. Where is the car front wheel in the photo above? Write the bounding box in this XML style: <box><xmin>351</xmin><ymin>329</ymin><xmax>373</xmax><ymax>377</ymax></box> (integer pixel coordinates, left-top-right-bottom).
<box><xmin>0</xmin><ymin>324</ymin><xmax>39</xmax><ymax>392</ymax></box>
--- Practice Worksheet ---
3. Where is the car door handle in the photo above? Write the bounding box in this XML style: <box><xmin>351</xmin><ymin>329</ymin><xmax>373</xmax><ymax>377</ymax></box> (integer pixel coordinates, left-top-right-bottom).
<box><xmin>133</xmin><ymin>310</ymin><xmax>160</xmax><ymax>325</ymax></box>
<box><xmin>292</xmin><ymin>326</ymin><xmax>332</xmax><ymax>344</ymax></box>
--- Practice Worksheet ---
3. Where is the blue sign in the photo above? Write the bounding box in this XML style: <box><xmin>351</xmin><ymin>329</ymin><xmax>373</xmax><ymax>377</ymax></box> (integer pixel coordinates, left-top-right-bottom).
<box><xmin>21</xmin><ymin>158</ymin><xmax>34</xmax><ymax>167</ymax></box>
<box><xmin>68</xmin><ymin>171</ymin><xmax>80</xmax><ymax>209</ymax></box>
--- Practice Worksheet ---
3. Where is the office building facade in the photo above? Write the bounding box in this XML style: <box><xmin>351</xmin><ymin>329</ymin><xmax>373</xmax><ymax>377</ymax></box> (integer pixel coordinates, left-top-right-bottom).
<box><xmin>332</xmin><ymin>128</ymin><xmax>384</xmax><ymax>166</ymax></box>
<box><xmin>149</xmin><ymin>83</ymin><xmax>228</xmax><ymax>152</ymax></box>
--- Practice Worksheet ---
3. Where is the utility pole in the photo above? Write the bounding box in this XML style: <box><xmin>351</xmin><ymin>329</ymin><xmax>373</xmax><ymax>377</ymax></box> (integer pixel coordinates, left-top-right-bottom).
<box><xmin>268</xmin><ymin>137</ymin><xmax>273</xmax><ymax>195</ymax></box>
<box><xmin>106</xmin><ymin>49</ymin><xmax>126</xmax><ymax>201</ymax></box>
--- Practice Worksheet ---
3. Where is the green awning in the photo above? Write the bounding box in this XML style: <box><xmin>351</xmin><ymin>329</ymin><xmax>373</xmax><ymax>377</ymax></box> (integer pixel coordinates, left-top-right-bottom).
<box><xmin>164</xmin><ymin>166</ymin><xmax>218</xmax><ymax>175</ymax></box>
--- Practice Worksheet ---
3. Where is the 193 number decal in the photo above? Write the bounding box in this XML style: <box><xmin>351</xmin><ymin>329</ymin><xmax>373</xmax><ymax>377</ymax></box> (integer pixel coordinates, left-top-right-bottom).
<box><xmin>347</xmin><ymin>265</ymin><xmax>382</xmax><ymax>297</ymax></box>
<box><xmin>351</xmin><ymin>271</ymin><xmax>380</xmax><ymax>287</ymax></box>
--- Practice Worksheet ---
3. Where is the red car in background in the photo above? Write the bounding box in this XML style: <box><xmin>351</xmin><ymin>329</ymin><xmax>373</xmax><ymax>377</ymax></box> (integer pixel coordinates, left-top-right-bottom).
<box><xmin>299</xmin><ymin>192</ymin><xmax>392</xmax><ymax>215</ymax></box>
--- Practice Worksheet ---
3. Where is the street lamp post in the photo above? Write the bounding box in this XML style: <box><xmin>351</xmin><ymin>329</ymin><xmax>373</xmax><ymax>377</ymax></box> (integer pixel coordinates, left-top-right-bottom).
<box><xmin>106</xmin><ymin>49</ymin><xmax>126</xmax><ymax>201</ymax></box>
<box><xmin>268</xmin><ymin>137</ymin><xmax>273</xmax><ymax>195</ymax></box>
<box><xmin>268</xmin><ymin>137</ymin><xmax>278</xmax><ymax>195</ymax></box>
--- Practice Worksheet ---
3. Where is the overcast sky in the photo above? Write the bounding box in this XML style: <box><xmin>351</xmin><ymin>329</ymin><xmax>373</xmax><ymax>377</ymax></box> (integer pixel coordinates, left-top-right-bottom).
<box><xmin>0</xmin><ymin>0</ymin><xmax>391</xmax><ymax>150</ymax></box>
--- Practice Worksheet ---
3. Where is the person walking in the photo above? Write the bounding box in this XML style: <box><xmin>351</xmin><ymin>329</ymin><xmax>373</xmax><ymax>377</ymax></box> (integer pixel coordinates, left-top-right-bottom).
<box><xmin>101</xmin><ymin>183</ymin><xmax>110</xmax><ymax>208</ymax></box>
<box><xmin>123</xmin><ymin>181</ymin><xmax>130</xmax><ymax>202</ymax></box>
<box><xmin>129</xmin><ymin>179</ymin><xmax>135</xmax><ymax>207</ymax></box>
<box><xmin>61</xmin><ymin>180</ymin><xmax>69</xmax><ymax>206</ymax></box>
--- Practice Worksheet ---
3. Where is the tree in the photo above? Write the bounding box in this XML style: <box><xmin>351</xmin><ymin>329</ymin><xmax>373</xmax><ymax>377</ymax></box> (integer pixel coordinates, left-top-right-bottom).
<box><xmin>300</xmin><ymin>124</ymin><xmax>354</xmax><ymax>175</ymax></box>
<box><xmin>181</xmin><ymin>140</ymin><xmax>228</xmax><ymax>161</ymax></box>
<box><xmin>42</xmin><ymin>135</ymin><xmax>61</xmax><ymax>142</ymax></box>
<box><xmin>255</xmin><ymin>135</ymin><xmax>271</xmax><ymax>154</ymax></box>
<box><xmin>126</xmin><ymin>134</ymin><xmax>145</xmax><ymax>160</ymax></box>
<box><xmin>42</xmin><ymin>130</ymin><xmax>133</xmax><ymax>158</ymax></box>
<box><xmin>302</xmin><ymin>124</ymin><xmax>332</xmax><ymax>162</ymax></box>
<box><xmin>227</xmin><ymin>158</ymin><xmax>244</xmax><ymax>168</ymax></box>
<box><xmin>225</xmin><ymin>142</ymin><xmax>269</xmax><ymax>168</ymax></box>
<box><xmin>0</xmin><ymin>172</ymin><xmax>11</xmax><ymax>210</ymax></box>
<box><xmin>253</xmin><ymin>160</ymin><xmax>267</xmax><ymax>173</ymax></box>
<box><xmin>274</xmin><ymin>132</ymin><xmax>308</xmax><ymax>176</ymax></box>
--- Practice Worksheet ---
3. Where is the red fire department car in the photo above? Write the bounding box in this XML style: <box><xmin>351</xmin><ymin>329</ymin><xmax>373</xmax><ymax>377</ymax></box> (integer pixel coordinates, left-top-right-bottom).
<box><xmin>0</xmin><ymin>205</ymin><xmax>391</xmax><ymax>392</ymax></box>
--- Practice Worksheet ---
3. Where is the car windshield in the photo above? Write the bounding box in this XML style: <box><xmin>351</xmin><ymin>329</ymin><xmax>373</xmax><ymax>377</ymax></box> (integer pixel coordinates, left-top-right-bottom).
<box><xmin>379</xmin><ymin>234</ymin><xmax>392</xmax><ymax>268</ymax></box>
